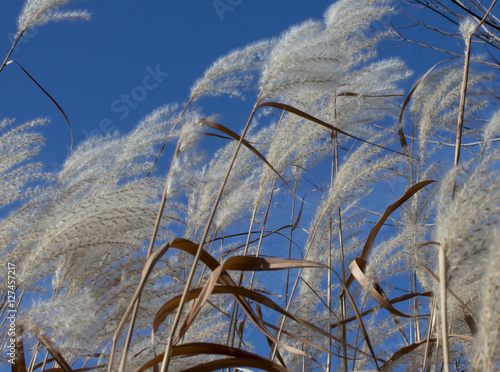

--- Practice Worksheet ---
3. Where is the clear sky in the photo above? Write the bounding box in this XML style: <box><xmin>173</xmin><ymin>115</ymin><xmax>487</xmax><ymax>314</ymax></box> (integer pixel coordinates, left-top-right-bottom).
<box><xmin>2</xmin><ymin>2</ymin><xmax>491</xmax><ymax>369</ymax></box>
<box><xmin>0</xmin><ymin>0</ymin><xmax>448</xmax><ymax>172</ymax></box>
<box><xmin>0</xmin><ymin>1</ymin><xmax>339</xmax><ymax>170</ymax></box>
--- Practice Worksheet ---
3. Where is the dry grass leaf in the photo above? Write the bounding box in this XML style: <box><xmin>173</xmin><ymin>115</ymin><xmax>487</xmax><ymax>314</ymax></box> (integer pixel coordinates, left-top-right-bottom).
<box><xmin>133</xmin><ymin>342</ymin><xmax>288</xmax><ymax>372</ymax></box>
<box><xmin>349</xmin><ymin>258</ymin><xmax>410</xmax><ymax>318</ymax></box>
<box><xmin>29</xmin><ymin>325</ymin><xmax>73</xmax><ymax>372</ymax></box>
<box><xmin>257</xmin><ymin>101</ymin><xmax>409</xmax><ymax>157</ymax></box>
<box><xmin>345</xmin><ymin>180</ymin><xmax>436</xmax><ymax>289</ymax></box>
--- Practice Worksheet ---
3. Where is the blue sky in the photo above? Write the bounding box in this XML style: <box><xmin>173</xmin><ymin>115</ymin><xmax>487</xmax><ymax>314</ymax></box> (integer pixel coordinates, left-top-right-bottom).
<box><xmin>2</xmin><ymin>1</ymin><xmax>490</xmax><ymax>369</ymax></box>
<box><xmin>0</xmin><ymin>0</ymin><xmax>449</xmax><ymax>172</ymax></box>
<box><xmin>1</xmin><ymin>1</ymin><xmax>340</xmax><ymax>170</ymax></box>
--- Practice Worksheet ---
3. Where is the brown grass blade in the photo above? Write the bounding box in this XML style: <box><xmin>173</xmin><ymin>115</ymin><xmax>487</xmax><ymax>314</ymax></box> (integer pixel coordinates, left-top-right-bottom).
<box><xmin>449</xmin><ymin>334</ymin><xmax>475</xmax><ymax>343</ymax></box>
<box><xmin>220</xmin><ymin>256</ymin><xmax>327</xmax><ymax>272</ymax></box>
<box><xmin>398</xmin><ymin>57</ymin><xmax>456</xmax><ymax>124</ymax></box>
<box><xmin>464</xmin><ymin>314</ymin><xmax>477</xmax><ymax>335</ymax></box>
<box><xmin>349</xmin><ymin>258</ymin><xmax>410</xmax><ymax>318</ymax></box>
<box><xmin>331</xmin><ymin>291</ymin><xmax>432</xmax><ymax>329</ymax></box>
<box><xmin>162</xmin><ymin>242</ymin><xmax>309</xmax><ymax>357</ymax></box>
<box><xmin>200</xmin><ymin>119</ymin><xmax>294</xmax><ymax>195</ymax></box>
<box><xmin>380</xmin><ymin>334</ymin><xmax>473</xmax><ymax>372</ymax></box>
<box><xmin>168</xmin><ymin>238</ymin><xmax>220</xmax><ymax>270</ymax></box>
<box><xmin>380</xmin><ymin>338</ymin><xmax>437</xmax><ymax>372</ymax></box>
<box><xmin>398</xmin><ymin>127</ymin><xmax>408</xmax><ymax>150</ymax></box>
<box><xmin>175</xmin><ymin>256</ymin><xmax>326</xmax><ymax>347</ymax></box>
<box><xmin>345</xmin><ymin>180</ymin><xmax>436</xmax><ymax>290</ymax></box>
<box><xmin>133</xmin><ymin>342</ymin><xmax>288</xmax><ymax>372</ymax></box>
<box><xmin>204</xmin><ymin>132</ymin><xmax>233</xmax><ymax>141</ymax></box>
<box><xmin>178</xmin><ymin>358</ymin><xmax>289</xmax><ymax>372</ymax></box>
<box><xmin>257</xmin><ymin>102</ymin><xmax>410</xmax><ymax>158</ymax></box>
<box><xmin>29</xmin><ymin>325</ymin><xmax>72</xmax><ymax>372</ymax></box>
<box><xmin>255</xmin><ymin>303</ymin><xmax>287</xmax><ymax>368</ymax></box>
<box><xmin>6</xmin><ymin>60</ymin><xmax>73</xmax><ymax>156</ymax></box>
<box><xmin>338</xmin><ymin>272</ymin><xmax>381</xmax><ymax>371</ymax></box>
<box><xmin>42</xmin><ymin>366</ymin><xmax>105</xmax><ymax>372</ymax></box>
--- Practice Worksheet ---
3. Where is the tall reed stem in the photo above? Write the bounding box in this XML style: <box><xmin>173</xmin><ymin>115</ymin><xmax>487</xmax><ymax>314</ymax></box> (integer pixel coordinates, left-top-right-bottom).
<box><xmin>160</xmin><ymin>101</ymin><xmax>259</xmax><ymax>371</ymax></box>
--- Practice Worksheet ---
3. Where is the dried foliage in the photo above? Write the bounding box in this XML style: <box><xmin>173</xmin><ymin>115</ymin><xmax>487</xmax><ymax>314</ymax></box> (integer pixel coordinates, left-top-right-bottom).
<box><xmin>1</xmin><ymin>0</ymin><xmax>499</xmax><ymax>371</ymax></box>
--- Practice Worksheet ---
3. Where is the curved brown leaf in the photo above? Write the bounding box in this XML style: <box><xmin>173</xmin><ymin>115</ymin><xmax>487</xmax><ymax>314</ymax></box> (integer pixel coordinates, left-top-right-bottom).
<box><xmin>176</xmin><ymin>256</ymin><xmax>327</xmax><ymax>344</ymax></box>
<box><xmin>179</xmin><ymin>358</ymin><xmax>288</xmax><ymax>372</ymax></box>
<box><xmin>6</xmin><ymin>60</ymin><xmax>73</xmax><ymax>156</ymax></box>
<box><xmin>349</xmin><ymin>258</ymin><xmax>410</xmax><ymax>318</ymax></box>
<box><xmin>345</xmin><ymin>180</ymin><xmax>436</xmax><ymax>290</ymax></box>
<box><xmin>133</xmin><ymin>342</ymin><xmax>287</xmax><ymax>372</ymax></box>
<box><xmin>381</xmin><ymin>338</ymin><xmax>437</xmax><ymax>372</ymax></box>
<box><xmin>331</xmin><ymin>291</ymin><xmax>432</xmax><ymax>329</ymax></box>
<box><xmin>380</xmin><ymin>334</ymin><xmax>473</xmax><ymax>371</ymax></box>
<box><xmin>257</xmin><ymin>101</ymin><xmax>410</xmax><ymax>158</ymax></box>
<box><xmin>398</xmin><ymin>57</ymin><xmax>456</xmax><ymax>124</ymax></box>
<box><xmin>201</xmin><ymin>119</ymin><xmax>294</xmax><ymax>195</ymax></box>
<box><xmin>29</xmin><ymin>325</ymin><xmax>72</xmax><ymax>372</ymax></box>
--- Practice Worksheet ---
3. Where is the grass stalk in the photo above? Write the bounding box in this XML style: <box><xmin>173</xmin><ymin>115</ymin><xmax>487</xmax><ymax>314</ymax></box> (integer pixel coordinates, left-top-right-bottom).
<box><xmin>110</xmin><ymin>125</ymin><xmax>187</xmax><ymax>372</ymax></box>
<box><xmin>227</xmin><ymin>110</ymin><xmax>286</xmax><ymax>352</ymax></box>
<box><xmin>438</xmin><ymin>243</ymin><xmax>450</xmax><ymax>372</ymax></box>
<box><xmin>159</xmin><ymin>102</ymin><xmax>259</xmax><ymax>371</ymax></box>
<box><xmin>0</xmin><ymin>30</ymin><xmax>24</xmax><ymax>75</ymax></box>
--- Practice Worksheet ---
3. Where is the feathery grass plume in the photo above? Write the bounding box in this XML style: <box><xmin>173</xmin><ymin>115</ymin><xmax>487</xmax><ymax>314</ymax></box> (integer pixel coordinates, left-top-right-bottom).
<box><xmin>189</xmin><ymin>39</ymin><xmax>275</xmax><ymax>102</ymax></box>
<box><xmin>227</xmin><ymin>112</ymin><xmax>325</xmax><ymax>243</ymax></box>
<box><xmin>282</xmin><ymin>138</ymin><xmax>399</xmax><ymax>363</ymax></box>
<box><xmin>23</xmin><ymin>290</ymin><xmax>100</xmax><ymax>359</ymax></box>
<box><xmin>165</xmin><ymin>117</ymin><xmax>205</xmax><ymax>198</ymax></box>
<box><xmin>259</xmin><ymin>19</ymin><xmax>346</xmax><ymax>106</ymax></box>
<box><xmin>17</xmin><ymin>0</ymin><xmax>90</xmax><ymax>37</ymax></box>
<box><xmin>277</xmin><ymin>0</ymin><xmax>409</xmax><ymax>134</ymax></box>
<box><xmin>459</xmin><ymin>17</ymin><xmax>479</xmax><ymax>41</ymax></box>
<box><xmin>259</xmin><ymin>112</ymin><xmax>329</xmax><ymax>187</ymax></box>
<box><xmin>410</xmin><ymin>63</ymin><xmax>493</xmax><ymax>159</ymax></box>
<box><xmin>433</xmin><ymin>152</ymin><xmax>500</xmax><ymax>342</ymax></box>
<box><xmin>60</xmin><ymin>104</ymin><xmax>183</xmax><ymax>187</ymax></box>
<box><xmin>326</xmin><ymin>57</ymin><xmax>410</xmax><ymax>126</ymax></box>
<box><xmin>308</xmin><ymin>136</ymin><xmax>400</xmax><ymax>258</ymax></box>
<box><xmin>324</xmin><ymin>0</ymin><xmax>392</xmax><ymax>38</ymax></box>
<box><xmin>184</xmin><ymin>123</ymin><xmax>265</xmax><ymax>239</ymax></box>
<box><xmin>0</xmin><ymin>106</ymin><xmax>193</xmax><ymax>362</ymax></box>
<box><xmin>476</xmin><ymin>230</ymin><xmax>500</xmax><ymax>371</ymax></box>
<box><xmin>324</xmin><ymin>0</ymin><xmax>394</xmax><ymax>69</ymax></box>
<box><xmin>0</xmin><ymin>118</ymin><xmax>52</xmax><ymax>209</ymax></box>
<box><xmin>482</xmin><ymin>110</ymin><xmax>500</xmax><ymax>156</ymax></box>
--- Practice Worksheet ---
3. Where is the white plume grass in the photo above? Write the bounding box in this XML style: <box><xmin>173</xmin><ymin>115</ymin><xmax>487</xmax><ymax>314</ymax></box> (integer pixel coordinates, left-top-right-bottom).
<box><xmin>17</xmin><ymin>0</ymin><xmax>90</xmax><ymax>37</ymax></box>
